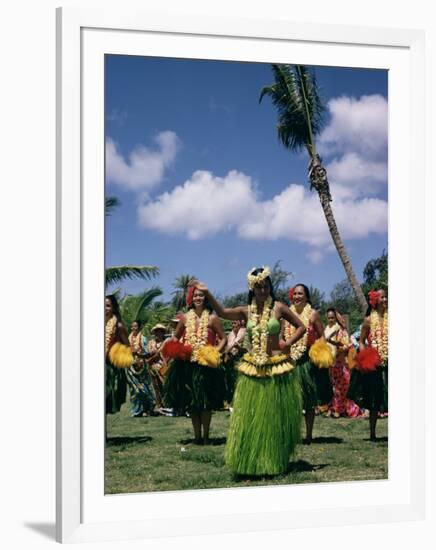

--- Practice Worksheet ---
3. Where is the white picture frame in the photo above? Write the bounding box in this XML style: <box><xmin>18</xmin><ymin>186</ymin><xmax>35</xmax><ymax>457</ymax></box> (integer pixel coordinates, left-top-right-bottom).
<box><xmin>56</xmin><ymin>6</ymin><xmax>425</xmax><ymax>544</ymax></box>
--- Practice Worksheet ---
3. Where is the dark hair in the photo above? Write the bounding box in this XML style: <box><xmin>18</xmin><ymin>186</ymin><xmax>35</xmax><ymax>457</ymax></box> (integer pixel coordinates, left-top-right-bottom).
<box><xmin>131</xmin><ymin>319</ymin><xmax>142</xmax><ymax>329</ymax></box>
<box><xmin>188</xmin><ymin>288</ymin><xmax>213</xmax><ymax>313</ymax></box>
<box><xmin>293</xmin><ymin>283</ymin><xmax>312</xmax><ymax>306</ymax></box>
<box><xmin>105</xmin><ymin>294</ymin><xmax>121</xmax><ymax>320</ymax></box>
<box><xmin>247</xmin><ymin>268</ymin><xmax>277</xmax><ymax>305</ymax></box>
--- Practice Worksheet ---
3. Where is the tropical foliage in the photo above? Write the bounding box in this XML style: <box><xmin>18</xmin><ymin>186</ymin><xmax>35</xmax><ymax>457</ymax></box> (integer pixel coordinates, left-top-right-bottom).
<box><xmin>105</xmin><ymin>265</ymin><xmax>159</xmax><ymax>288</ymax></box>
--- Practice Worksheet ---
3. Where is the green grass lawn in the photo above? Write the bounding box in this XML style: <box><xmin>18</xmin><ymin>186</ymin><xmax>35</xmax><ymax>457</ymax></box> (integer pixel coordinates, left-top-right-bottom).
<box><xmin>105</xmin><ymin>405</ymin><xmax>388</xmax><ymax>494</ymax></box>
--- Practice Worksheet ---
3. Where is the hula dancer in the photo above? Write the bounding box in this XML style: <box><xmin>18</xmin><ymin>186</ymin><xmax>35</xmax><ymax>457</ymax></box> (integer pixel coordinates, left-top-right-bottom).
<box><xmin>105</xmin><ymin>295</ymin><xmax>132</xmax><ymax>414</ymax></box>
<box><xmin>126</xmin><ymin>320</ymin><xmax>156</xmax><ymax>417</ymax></box>
<box><xmin>192</xmin><ymin>267</ymin><xmax>305</xmax><ymax>476</ymax></box>
<box><xmin>163</xmin><ymin>287</ymin><xmax>226</xmax><ymax>445</ymax></box>
<box><xmin>357</xmin><ymin>289</ymin><xmax>388</xmax><ymax>441</ymax></box>
<box><xmin>282</xmin><ymin>284</ymin><xmax>333</xmax><ymax>444</ymax></box>
<box><xmin>324</xmin><ymin>309</ymin><xmax>361</xmax><ymax>418</ymax></box>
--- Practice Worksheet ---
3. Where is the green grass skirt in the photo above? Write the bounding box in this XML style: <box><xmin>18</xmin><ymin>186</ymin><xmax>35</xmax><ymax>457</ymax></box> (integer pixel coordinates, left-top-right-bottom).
<box><xmin>225</xmin><ymin>370</ymin><xmax>302</xmax><ymax>476</ymax></box>
<box><xmin>163</xmin><ymin>359</ymin><xmax>226</xmax><ymax>413</ymax></box>
<box><xmin>296</xmin><ymin>354</ymin><xmax>332</xmax><ymax>411</ymax></box>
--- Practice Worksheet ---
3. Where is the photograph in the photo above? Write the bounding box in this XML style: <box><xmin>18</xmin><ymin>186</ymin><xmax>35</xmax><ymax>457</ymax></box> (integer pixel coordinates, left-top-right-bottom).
<box><xmin>104</xmin><ymin>54</ymin><xmax>389</xmax><ymax>495</ymax></box>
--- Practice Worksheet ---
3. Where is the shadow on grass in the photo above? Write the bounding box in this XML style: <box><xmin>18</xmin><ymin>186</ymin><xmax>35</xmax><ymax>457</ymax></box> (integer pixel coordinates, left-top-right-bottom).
<box><xmin>287</xmin><ymin>459</ymin><xmax>329</xmax><ymax>473</ymax></box>
<box><xmin>233</xmin><ymin>460</ymin><xmax>328</xmax><ymax>481</ymax></box>
<box><xmin>309</xmin><ymin>436</ymin><xmax>343</xmax><ymax>444</ymax></box>
<box><xmin>363</xmin><ymin>436</ymin><xmax>388</xmax><ymax>443</ymax></box>
<box><xmin>106</xmin><ymin>435</ymin><xmax>152</xmax><ymax>446</ymax></box>
<box><xmin>179</xmin><ymin>437</ymin><xmax>227</xmax><ymax>446</ymax></box>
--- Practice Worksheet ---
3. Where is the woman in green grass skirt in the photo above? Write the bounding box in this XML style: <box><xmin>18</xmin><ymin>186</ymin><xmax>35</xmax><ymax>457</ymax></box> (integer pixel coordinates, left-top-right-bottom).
<box><xmin>192</xmin><ymin>267</ymin><xmax>306</xmax><ymax>476</ymax></box>
<box><xmin>282</xmin><ymin>284</ymin><xmax>332</xmax><ymax>443</ymax></box>
<box><xmin>163</xmin><ymin>287</ymin><xmax>227</xmax><ymax>444</ymax></box>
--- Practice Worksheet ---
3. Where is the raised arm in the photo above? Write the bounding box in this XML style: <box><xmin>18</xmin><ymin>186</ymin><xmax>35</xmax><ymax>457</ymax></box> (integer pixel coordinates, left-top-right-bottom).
<box><xmin>191</xmin><ymin>281</ymin><xmax>247</xmax><ymax>322</ymax></box>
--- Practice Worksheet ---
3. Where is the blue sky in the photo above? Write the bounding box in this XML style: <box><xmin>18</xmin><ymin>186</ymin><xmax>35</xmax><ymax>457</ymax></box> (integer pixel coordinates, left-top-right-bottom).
<box><xmin>105</xmin><ymin>55</ymin><xmax>388</xmax><ymax>302</ymax></box>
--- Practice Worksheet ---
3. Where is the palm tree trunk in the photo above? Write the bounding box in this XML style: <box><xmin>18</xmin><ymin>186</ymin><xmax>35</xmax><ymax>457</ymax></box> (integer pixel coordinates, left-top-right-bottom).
<box><xmin>318</xmin><ymin>193</ymin><xmax>368</xmax><ymax>314</ymax></box>
<box><xmin>308</xmin><ymin>154</ymin><xmax>367</xmax><ymax>314</ymax></box>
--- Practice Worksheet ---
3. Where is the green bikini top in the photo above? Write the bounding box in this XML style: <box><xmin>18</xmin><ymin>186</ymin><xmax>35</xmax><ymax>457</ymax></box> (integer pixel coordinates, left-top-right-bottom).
<box><xmin>246</xmin><ymin>312</ymin><xmax>281</xmax><ymax>336</ymax></box>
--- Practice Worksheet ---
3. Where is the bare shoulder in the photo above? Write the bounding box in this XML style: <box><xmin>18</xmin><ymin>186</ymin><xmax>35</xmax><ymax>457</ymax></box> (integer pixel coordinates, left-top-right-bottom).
<box><xmin>310</xmin><ymin>308</ymin><xmax>320</xmax><ymax>322</ymax></box>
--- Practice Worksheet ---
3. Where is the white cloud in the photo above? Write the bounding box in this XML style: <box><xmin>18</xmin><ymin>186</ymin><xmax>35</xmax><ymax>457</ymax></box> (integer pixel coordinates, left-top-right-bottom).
<box><xmin>318</xmin><ymin>94</ymin><xmax>388</xmax><ymax>200</ymax></box>
<box><xmin>319</xmin><ymin>94</ymin><xmax>388</xmax><ymax>161</ymax></box>
<box><xmin>106</xmin><ymin>131</ymin><xmax>180</xmax><ymax>192</ymax></box>
<box><xmin>138</xmin><ymin>169</ymin><xmax>387</xmax><ymax>252</ymax></box>
<box><xmin>327</xmin><ymin>153</ymin><xmax>388</xmax><ymax>199</ymax></box>
<box><xmin>138</xmin><ymin>170</ymin><xmax>258</xmax><ymax>239</ymax></box>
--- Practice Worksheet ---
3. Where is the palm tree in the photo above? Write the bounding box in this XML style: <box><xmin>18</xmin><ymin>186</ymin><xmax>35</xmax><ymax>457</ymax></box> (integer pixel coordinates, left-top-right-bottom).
<box><xmin>171</xmin><ymin>273</ymin><xmax>197</xmax><ymax>311</ymax></box>
<box><xmin>105</xmin><ymin>265</ymin><xmax>159</xmax><ymax>288</ymax></box>
<box><xmin>260</xmin><ymin>64</ymin><xmax>367</xmax><ymax>314</ymax></box>
<box><xmin>119</xmin><ymin>287</ymin><xmax>163</xmax><ymax>329</ymax></box>
<box><xmin>105</xmin><ymin>196</ymin><xmax>121</xmax><ymax>216</ymax></box>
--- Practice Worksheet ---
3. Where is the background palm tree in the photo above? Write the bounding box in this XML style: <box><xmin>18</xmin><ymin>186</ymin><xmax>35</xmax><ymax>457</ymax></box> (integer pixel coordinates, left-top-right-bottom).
<box><xmin>105</xmin><ymin>196</ymin><xmax>121</xmax><ymax>216</ymax></box>
<box><xmin>171</xmin><ymin>273</ymin><xmax>196</xmax><ymax>311</ymax></box>
<box><xmin>119</xmin><ymin>286</ymin><xmax>163</xmax><ymax>331</ymax></box>
<box><xmin>260</xmin><ymin>64</ymin><xmax>368</xmax><ymax>314</ymax></box>
<box><xmin>105</xmin><ymin>265</ymin><xmax>159</xmax><ymax>288</ymax></box>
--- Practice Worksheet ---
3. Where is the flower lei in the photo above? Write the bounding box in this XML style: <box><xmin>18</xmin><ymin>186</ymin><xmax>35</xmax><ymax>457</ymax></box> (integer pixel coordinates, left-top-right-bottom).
<box><xmin>369</xmin><ymin>310</ymin><xmax>388</xmax><ymax>364</ymax></box>
<box><xmin>249</xmin><ymin>296</ymin><xmax>272</xmax><ymax>366</ymax></box>
<box><xmin>129</xmin><ymin>332</ymin><xmax>144</xmax><ymax>354</ymax></box>
<box><xmin>284</xmin><ymin>304</ymin><xmax>311</xmax><ymax>360</ymax></box>
<box><xmin>105</xmin><ymin>315</ymin><xmax>117</xmax><ymax>355</ymax></box>
<box><xmin>185</xmin><ymin>309</ymin><xmax>209</xmax><ymax>361</ymax></box>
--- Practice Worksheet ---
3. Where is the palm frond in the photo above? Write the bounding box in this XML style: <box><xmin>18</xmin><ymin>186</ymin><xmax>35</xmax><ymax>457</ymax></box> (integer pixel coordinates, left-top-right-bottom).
<box><xmin>105</xmin><ymin>265</ymin><xmax>159</xmax><ymax>287</ymax></box>
<box><xmin>260</xmin><ymin>64</ymin><xmax>325</xmax><ymax>155</ymax></box>
<box><xmin>132</xmin><ymin>287</ymin><xmax>163</xmax><ymax>320</ymax></box>
<box><xmin>105</xmin><ymin>196</ymin><xmax>121</xmax><ymax>216</ymax></box>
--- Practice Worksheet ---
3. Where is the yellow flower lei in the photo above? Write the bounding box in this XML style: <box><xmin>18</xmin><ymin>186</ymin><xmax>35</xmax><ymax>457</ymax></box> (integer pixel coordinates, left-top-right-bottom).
<box><xmin>249</xmin><ymin>296</ymin><xmax>272</xmax><ymax>366</ymax></box>
<box><xmin>284</xmin><ymin>304</ymin><xmax>311</xmax><ymax>360</ymax></box>
<box><xmin>128</xmin><ymin>332</ymin><xmax>143</xmax><ymax>354</ymax></box>
<box><xmin>185</xmin><ymin>309</ymin><xmax>210</xmax><ymax>361</ymax></box>
<box><xmin>105</xmin><ymin>315</ymin><xmax>117</xmax><ymax>354</ymax></box>
<box><xmin>369</xmin><ymin>310</ymin><xmax>389</xmax><ymax>364</ymax></box>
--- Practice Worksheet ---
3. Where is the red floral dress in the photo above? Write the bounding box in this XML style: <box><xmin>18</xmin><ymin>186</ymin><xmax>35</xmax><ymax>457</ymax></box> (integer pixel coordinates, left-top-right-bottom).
<box><xmin>328</xmin><ymin>327</ymin><xmax>361</xmax><ymax>417</ymax></box>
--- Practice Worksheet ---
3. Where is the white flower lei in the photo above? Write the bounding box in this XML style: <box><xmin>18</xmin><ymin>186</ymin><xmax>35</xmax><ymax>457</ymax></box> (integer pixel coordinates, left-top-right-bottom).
<box><xmin>370</xmin><ymin>310</ymin><xmax>389</xmax><ymax>363</ymax></box>
<box><xmin>105</xmin><ymin>315</ymin><xmax>117</xmax><ymax>354</ymax></box>
<box><xmin>249</xmin><ymin>296</ymin><xmax>272</xmax><ymax>366</ymax></box>
<box><xmin>284</xmin><ymin>304</ymin><xmax>311</xmax><ymax>360</ymax></box>
<box><xmin>185</xmin><ymin>309</ymin><xmax>209</xmax><ymax>361</ymax></box>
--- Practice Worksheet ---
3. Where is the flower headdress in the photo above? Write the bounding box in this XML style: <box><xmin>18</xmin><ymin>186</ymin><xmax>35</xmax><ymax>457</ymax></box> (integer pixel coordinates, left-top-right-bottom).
<box><xmin>186</xmin><ymin>286</ymin><xmax>195</xmax><ymax>307</ymax></box>
<box><xmin>247</xmin><ymin>266</ymin><xmax>271</xmax><ymax>290</ymax></box>
<box><xmin>288</xmin><ymin>287</ymin><xmax>295</xmax><ymax>303</ymax></box>
<box><xmin>368</xmin><ymin>289</ymin><xmax>381</xmax><ymax>309</ymax></box>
